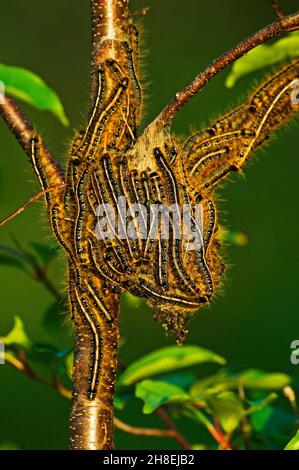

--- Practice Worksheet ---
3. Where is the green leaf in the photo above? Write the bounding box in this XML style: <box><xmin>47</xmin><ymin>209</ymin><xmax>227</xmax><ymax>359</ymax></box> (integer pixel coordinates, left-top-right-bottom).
<box><xmin>30</xmin><ymin>242</ymin><xmax>61</xmax><ymax>266</ymax></box>
<box><xmin>135</xmin><ymin>379</ymin><xmax>190</xmax><ymax>414</ymax></box>
<box><xmin>114</xmin><ymin>394</ymin><xmax>133</xmax><ymax>411</ymax></box>
<box><xmin>124</xmin><ymin>292</ymin><xmax>143</xmax><ymax>309</ymax></box>
<box><xmin>118</xmin><ymin>345</ymin><xmax>226</xmax><ymax>386</ymax></box>
<box><xmin>218</xmin><ymin>227</ymin><xmax>248</xmax><ymax>246</ymax></box>
<box><xmin>251</xmin><ymin>406</ymin><xmax>274</xmax><ymax>432</ymax></box>
<box><xmin>0</xmin><ymin>316</ymin><xmax>32</xmax><ymax>350</ymax></box>
<box><xmin>190</xmin><ymin>369</ymin><xmax>290</xmax><ymax>397</ymax></box>
<box><xmin>206</xmin><ymin>391</ymin><xmax>244</xmax><ymax>433</ymax></box>
<box><xmin>225</xmin><ymin>31</ymin><xmax>299</xmax><ymax>88</ymax></box>
<box><xmin>158</xmin><ymin>372</ymin><xmax>197</xmax><ymax>390</ymax></box>
<box><xmin>239</xmin><ymin>369</ymin><xmax>290</xmax><ymax>390</ymax></box>
<box><xmin>245</xmin><ymin>393</ymin><xmax>277</xmax><ymax>416</ymax></box>
<box><xmin>285</xmin><ymin>430</ymin><xmax>299</xmax><ymax>450</ymax></box>
<box><xmin>190</xmin><ymin>371</ymin><xmax>233</xmax><ymax>396</ymax></box>
<box><xmin>1</xmin><ymin>317</ymin><xmax>73</xmax><ymax>379</ymax></box>
<box><xmin>181</xmin><ymin>404</ymin><xmax>214</xmax><ymax>428</ymax></box>
<box><xmin>0</xmin><ymin>63</ymin><xmax>69</xmax><ymax>126</ymax></box>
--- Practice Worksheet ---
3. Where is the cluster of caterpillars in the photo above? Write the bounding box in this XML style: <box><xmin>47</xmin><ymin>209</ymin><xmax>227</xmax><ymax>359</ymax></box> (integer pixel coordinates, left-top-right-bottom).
<box><xmin>29</xmin><ymin>19</ymin><xmax>299</xmax><ymax>402</ymax></box>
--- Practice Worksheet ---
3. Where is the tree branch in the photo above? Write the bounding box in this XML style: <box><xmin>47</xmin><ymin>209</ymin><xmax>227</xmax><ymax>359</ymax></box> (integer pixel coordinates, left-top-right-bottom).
<box><xmin>91</xmin><ymin>0</ymin><xmax>129</xmax><ymax>48</ymax></box>
<box><xmin>91</xmin><ymin>0</ymin><xmax>130</xmax><ymax>89</ymax></box>
<box><xmin>0</xmin><ymin>95</ymin><xmax>64</xmax><ymax>186</ymax></box>
<box><xmin>154</xmin><ymin>10</ymin><xmax>299</xmax><ymax>129</ymax></box>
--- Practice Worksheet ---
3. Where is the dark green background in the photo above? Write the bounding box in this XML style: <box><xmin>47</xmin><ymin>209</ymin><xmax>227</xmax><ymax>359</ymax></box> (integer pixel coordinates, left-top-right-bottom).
<box><xmin>0</xmin><ymin>0</ymin><xmax>298</xmax><ymax>449</ymax></box>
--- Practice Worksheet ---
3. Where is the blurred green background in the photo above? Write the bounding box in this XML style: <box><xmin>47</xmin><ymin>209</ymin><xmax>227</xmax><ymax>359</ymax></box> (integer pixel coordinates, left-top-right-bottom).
<box><xmin>0</xmin><ymin>0</ymin><xmax>298</xmax><ymax>450</ymax></box>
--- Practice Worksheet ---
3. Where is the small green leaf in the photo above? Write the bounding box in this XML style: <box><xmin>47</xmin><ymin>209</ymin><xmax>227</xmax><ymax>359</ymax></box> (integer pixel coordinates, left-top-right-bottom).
<box><xmin>0</xmin><ymin>316</ymin><xmax>32</xmax><ymax>350</ymax></box>
<box><xmin>218</xmin><ymin>227</ymin><xmax>248</xmax><ymax>246</ymax></box>
<box><xmin>181</xmin><ymin>405</ymin><xmax>213</xmax><ymax>428</ymax></box>
<box><xmin>206</xmin><ymin>391</ymin><xmax>244</xmax><ymax>433</ymax></box>
<box><xmin>135</xmin><ymin>379</ymin><xmax>190</xmax><ymax>414</ymax></box>
<box><xmin>225</xmin><ymin>31</ymin><xmax>299</xmax><ymax>88</ymax></box>
<box><xmin>285</xmin><ymin>430</ymin><xmax>299</xmax><ymax>450</ymax></box>
<box><xmin>245</xmin><ymin>393</ymin><xmax>278</xmax><ymax>416</ymax></box>
<box><xmin>190</xmin><ymin>371</ymin><xmax>233</xmax><ymax>397</ymax></box>
<box><xmin>190</xmin><ymin>369</ymin><xmax>290</xmax><ymax>397</ymax></box>
<box><xmin>239</xmin><ymin>369</ymin><xmax>290</xmax><ymax>390</ymax></box>
<box><xmin>114</xmin><ymin>394</ymin><xmax>133</xmax><ymax>411</ymax></box>
<box><xmin>124</xmin><ymin>292</ymin><xmax>143</xmax><ymax>309</ymax></box>
<box><xmin>0</xmin><ymin>63</ymin><xmax>69</xmax><ymax>126</ymax></box>
<box><xmin>118</xmin><ymin>345</ymin><xmax>226</xmax><ymax>386</ymax></box>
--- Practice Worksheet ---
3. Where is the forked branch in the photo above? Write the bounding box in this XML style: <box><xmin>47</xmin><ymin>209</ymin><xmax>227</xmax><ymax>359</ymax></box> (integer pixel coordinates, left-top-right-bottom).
<box><xmin>154</xmin><ymin>10</ymin><xmax>299</xmax><ymax>129</ymax></box>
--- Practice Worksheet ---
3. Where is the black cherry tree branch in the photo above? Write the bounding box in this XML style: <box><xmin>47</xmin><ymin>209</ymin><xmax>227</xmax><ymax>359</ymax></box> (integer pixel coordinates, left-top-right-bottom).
<box><xmin>154</xmin><ymin>9</ymin><xmax>299</xmax><ymax>129</ymax></box>
<box><xmin>0</xmin><ymin>95</ymin><xmax>64</xmax><ymax>186</ymax></box>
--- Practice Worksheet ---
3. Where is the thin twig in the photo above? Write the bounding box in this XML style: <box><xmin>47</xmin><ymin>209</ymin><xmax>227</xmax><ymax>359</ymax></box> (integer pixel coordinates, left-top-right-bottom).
<box><xmin>272</xmin><ymin>0</ymin><xmax>284</xmax><ymax>19</ymax></box>
<box><xmin>0</xmin><ymin>184</ymin><xmax>66</xmax><ymax>228</ymax></box>
<box><xmin>154</xmin><ymin>10</ymin><xmax>299</xmax><ymax>128</ymax></box>
<box><xmin>6</xmin><ymin>351</ymin><xmax>71</xmax><ymax>398</ymax></box>
<box><xmin>206</xmin><ymin>419</ymin><xmax>231</xmax><ymax>450</ymax></box>
<box><xmin>114</xmin><ymin>417</ymin><xmax>179</xmax><ymax>438</ymax></box>
<box><xmin>155</xmin><ymin>407</ymin><xmax>192</xmax><ymax>450</ymax></box>
<box><xmin>238</xmin><ymin>380</ymin><xmax>251</xmax><ymax>450</ymax></box>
